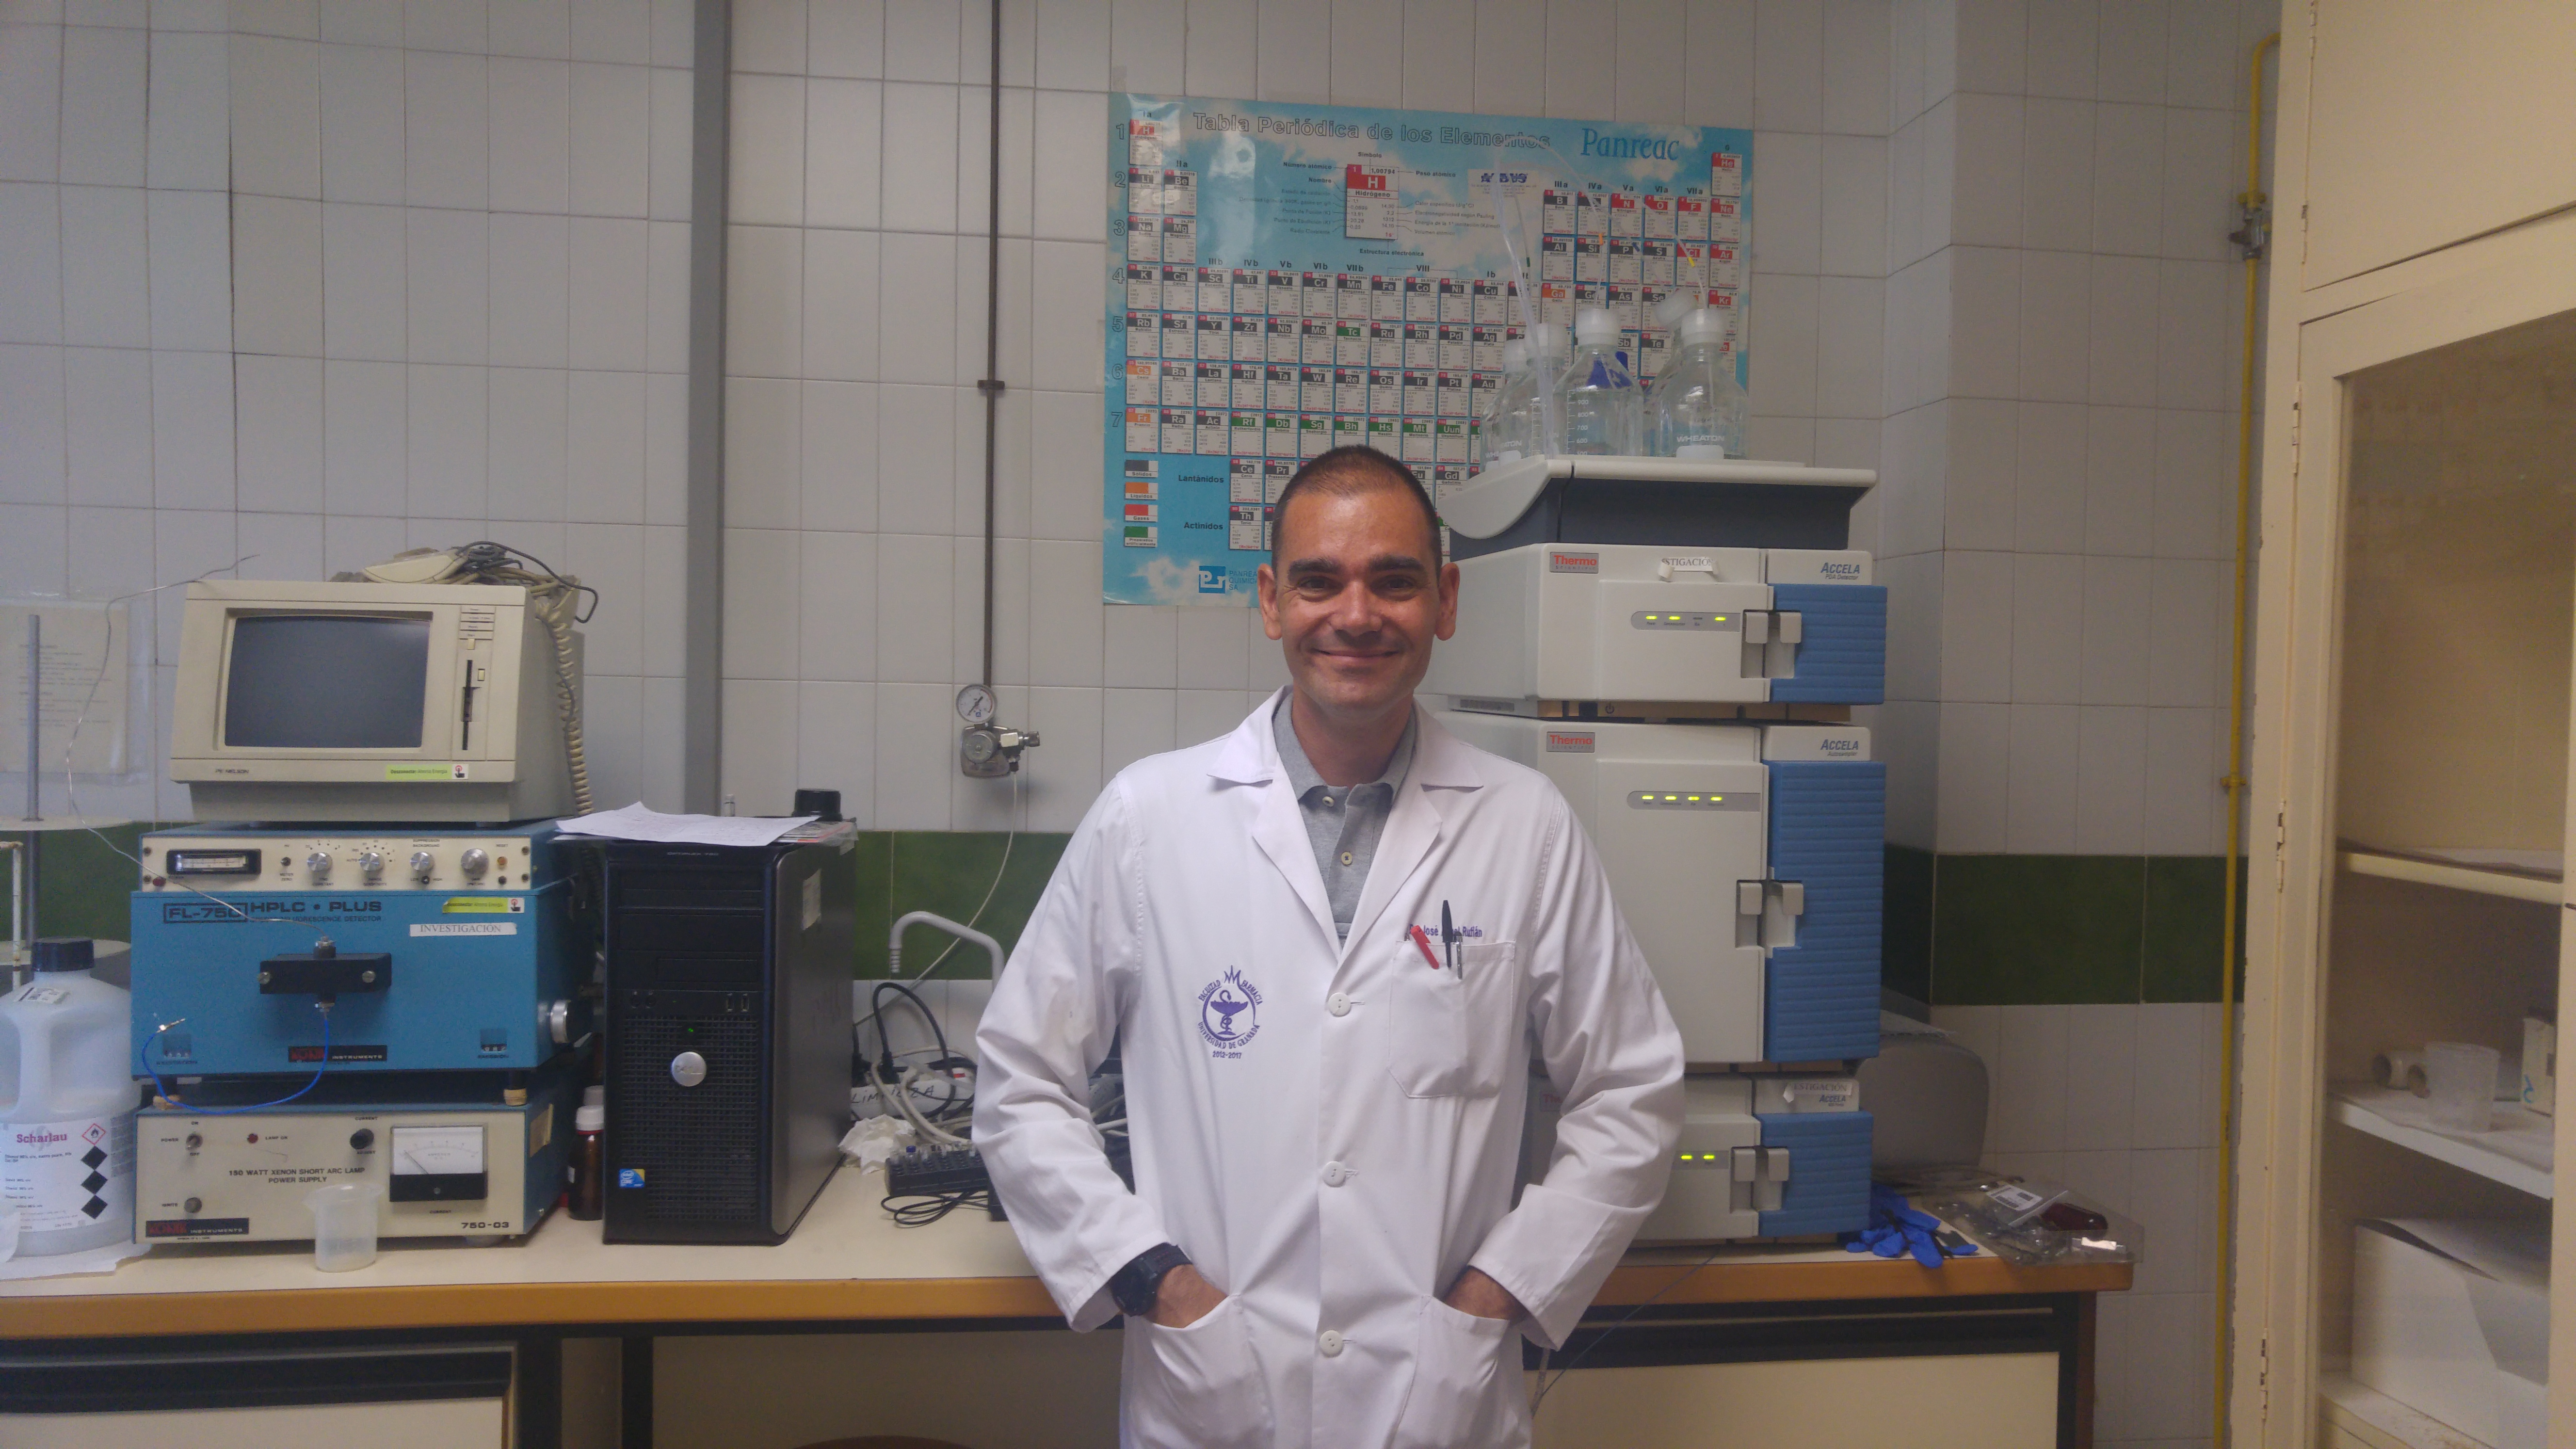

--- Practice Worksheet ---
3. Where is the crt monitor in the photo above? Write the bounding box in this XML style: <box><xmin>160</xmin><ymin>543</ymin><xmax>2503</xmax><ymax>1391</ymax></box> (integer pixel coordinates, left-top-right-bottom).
<box><xmin>169</xmin><ymin>580</ymin><xmax>580</xmax><ymax>823</ymax></box>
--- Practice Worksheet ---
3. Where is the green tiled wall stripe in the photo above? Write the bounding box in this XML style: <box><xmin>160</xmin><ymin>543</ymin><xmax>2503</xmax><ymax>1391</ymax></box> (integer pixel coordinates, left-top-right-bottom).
<box><xmin>6</xmin><ymin>825</ymin><xmax>1075</xmax><ymax>982</ymax></box>
<box><xmin>1888</xmin><ymin>846</ymin><xmax>2247</xmax><ymax>1007</ymax></box>
<box><xmin>3</xmin><ymin>824</ymin><xmax>150</xmax><ymax>944</ymax></box>
<box><xmin>14</xmin><ymin>826</ymin><xmax>2236</xmax><ymax>1004</ymax></box>
<box><xmin>859</xmin><ymin>831</ymin><xmax>1072</xmax><ymax>978</ymax></box>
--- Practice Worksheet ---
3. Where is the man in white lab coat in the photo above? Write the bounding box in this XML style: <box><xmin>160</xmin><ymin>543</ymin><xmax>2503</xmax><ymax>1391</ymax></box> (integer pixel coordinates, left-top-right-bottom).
<box><xmin>973</xmin><ymin>445</ymin><xmax>1686</xmax><ymax>1448</ymax></box>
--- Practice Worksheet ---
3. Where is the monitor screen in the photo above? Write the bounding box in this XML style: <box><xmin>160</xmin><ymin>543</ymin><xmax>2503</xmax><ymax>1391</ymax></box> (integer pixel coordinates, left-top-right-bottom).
<box><xmin>223</xmin><ymin>615</ymin><xmax>433</xmax><ymax>749</ymax></box>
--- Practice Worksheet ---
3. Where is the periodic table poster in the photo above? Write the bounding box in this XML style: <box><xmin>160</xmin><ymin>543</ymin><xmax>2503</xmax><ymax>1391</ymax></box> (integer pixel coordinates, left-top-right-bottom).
<box><xmin>1101</xmin><ymin>94</ymin><xmax>1754</xmax><ymax>607</ymax></box>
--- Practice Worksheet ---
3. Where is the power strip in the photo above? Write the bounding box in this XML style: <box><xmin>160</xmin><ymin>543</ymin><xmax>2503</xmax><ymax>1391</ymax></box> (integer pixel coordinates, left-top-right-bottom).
<box><xmin>885</xmin><ymin>1144</ymin><xmax>992</xmax><ymax>1198</ymax></box>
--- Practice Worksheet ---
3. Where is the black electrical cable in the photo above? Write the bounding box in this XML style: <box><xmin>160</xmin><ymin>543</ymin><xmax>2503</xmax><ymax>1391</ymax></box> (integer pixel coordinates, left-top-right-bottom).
<box><xmin>867</xmin><ymin>981</ymin><xmax>952</xmax><ymax>1073</ymax></box>
<box><xmin>858</xmin><ymin>981</ymin><xmax>975</xmax><ymax>1128</ymax></box>
<box><xmin>456</xmin><ymin>539</ymin><xmax>599</xmax><ymax>621</ymax></box>
<box><xmin>884</xmin><ymin>1186</ymin><xmax>998</xmax><ymax>1227</ymax></box>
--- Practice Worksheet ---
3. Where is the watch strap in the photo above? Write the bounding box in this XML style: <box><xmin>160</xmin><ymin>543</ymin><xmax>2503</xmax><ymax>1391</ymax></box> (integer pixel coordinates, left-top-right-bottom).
<box><xmin>1111</xmin><ymin>1242</ymin><xmax>1192</xmax><ymax>1317</ymax></box>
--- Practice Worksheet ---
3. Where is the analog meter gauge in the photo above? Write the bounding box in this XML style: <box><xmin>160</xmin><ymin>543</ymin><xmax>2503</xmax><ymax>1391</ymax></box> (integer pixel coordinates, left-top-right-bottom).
<box><xmin>956</xmin><ymin>684</ymin><xmax>997</xmax><ymax>725</ymax></box>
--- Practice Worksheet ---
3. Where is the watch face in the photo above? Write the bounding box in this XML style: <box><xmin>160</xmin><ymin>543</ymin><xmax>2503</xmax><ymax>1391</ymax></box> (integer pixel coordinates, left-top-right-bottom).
<box><xmin>956</xmin><ymin>683</ymin><xmax>997</xmax><ymax>724</ymax></box>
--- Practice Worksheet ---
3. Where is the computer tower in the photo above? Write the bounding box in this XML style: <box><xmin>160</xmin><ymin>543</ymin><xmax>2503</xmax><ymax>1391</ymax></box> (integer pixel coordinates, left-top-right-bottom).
<box><xmin>600</xmin><ymin>820</ymin><xmax>854</xmax><ymax>1244</ymax></box>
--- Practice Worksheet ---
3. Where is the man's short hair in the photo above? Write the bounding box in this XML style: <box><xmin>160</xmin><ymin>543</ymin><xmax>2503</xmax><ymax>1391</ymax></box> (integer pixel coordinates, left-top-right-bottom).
<box><xmin>1269</xmin><ymin>446</ymin><xmax>1441</xmax><ymax>568</ymax></box>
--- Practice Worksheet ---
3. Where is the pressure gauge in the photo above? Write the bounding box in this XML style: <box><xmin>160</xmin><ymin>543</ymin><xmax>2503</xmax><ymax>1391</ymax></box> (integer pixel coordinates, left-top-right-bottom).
<box><xmin>955</xmin><ymin>684</ymin><xmax>997</xmax><ymax>725</ymax></box>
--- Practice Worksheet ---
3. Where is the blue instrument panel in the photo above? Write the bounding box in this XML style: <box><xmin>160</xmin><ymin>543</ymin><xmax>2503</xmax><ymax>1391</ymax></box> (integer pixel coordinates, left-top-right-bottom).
<box><xmin>131</xmin><ymin>826</ymin><xmax>593</xmax><ymax>1077</ymax></box>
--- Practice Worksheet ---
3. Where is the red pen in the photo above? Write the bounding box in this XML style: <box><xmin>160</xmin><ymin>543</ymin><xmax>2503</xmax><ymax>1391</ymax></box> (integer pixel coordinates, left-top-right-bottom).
<box><xmin>1408</xmin><ymin>925</ymin><xmax>1444</xmax><ymax>970</ymax></box>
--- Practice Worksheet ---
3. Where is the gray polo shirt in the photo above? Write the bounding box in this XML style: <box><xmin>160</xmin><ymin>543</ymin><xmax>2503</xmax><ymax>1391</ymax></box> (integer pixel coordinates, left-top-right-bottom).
<box><xmin>1272</xmin><ymin>701</ymin><xmax>1417</xmax><ymax>943</ymax></box>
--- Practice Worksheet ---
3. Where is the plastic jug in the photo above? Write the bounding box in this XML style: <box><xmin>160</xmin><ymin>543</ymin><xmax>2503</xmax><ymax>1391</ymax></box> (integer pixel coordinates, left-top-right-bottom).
<box><xmin>0</xmin><ymin>938</ymin><xmax>137</xmax><ymax>1256</ymax></box>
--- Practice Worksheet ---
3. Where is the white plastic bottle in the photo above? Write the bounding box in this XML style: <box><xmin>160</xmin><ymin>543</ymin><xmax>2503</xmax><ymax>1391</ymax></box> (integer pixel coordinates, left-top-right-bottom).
<box><xmin>1556</xmin><ymin>306</ymin><xmax>1642</xmax><ymax>456</ymax></box>
<box><xmin>1648</xmin><ymin>308</ymin><xmax>1749</xmax><ymax>459</ymax></box>
<box><xmin>1477</xmin><ymin>339</ymin><xmax>1540</xmax><ymax>468</ymax></box>
<box><xmin>0</xmin><ymin>938</ymin><xmax>136</xmax><ymax>1256</ymax></box>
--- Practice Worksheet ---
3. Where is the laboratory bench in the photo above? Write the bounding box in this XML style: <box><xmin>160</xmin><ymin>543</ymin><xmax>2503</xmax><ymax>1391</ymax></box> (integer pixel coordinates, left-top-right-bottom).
<box><xmin>0</xmin><ymin>1165</ymin><xmax>2129</xmax><ymax>1448</ymax></box>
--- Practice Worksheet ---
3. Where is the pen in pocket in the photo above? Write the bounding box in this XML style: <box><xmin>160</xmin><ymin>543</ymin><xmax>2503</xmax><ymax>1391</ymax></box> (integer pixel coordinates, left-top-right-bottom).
<box><xmin>1408</xmin><ymin>925</ymin><xmax>1442</xmax><ymax>971</ymax></box>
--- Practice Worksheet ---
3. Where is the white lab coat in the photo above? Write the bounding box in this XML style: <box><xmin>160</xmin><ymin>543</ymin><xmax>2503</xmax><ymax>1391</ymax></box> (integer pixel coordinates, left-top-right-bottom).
<box><xmin>973</xmin><ymin>691</ymin><xmax>1685</xmax><ymax>1449</ymax></box>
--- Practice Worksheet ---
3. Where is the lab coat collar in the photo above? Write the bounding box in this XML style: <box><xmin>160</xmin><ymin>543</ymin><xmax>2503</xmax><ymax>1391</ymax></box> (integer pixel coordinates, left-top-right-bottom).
<box><xmin>1208</xmin><ymin>688</ymin><xmax>1487</xmax><ymax>791</ymax></box>
<box><xmin>1210</xmin><ymin>690</ymin><xmax>1487</xmax><ymax>960</ymax></box>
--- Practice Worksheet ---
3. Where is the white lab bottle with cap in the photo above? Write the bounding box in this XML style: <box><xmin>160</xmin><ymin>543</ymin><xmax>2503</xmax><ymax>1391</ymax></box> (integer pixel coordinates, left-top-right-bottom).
<box><xmin>1477</xmin><ymin>339</ymin><xmax>1541</xmax><ymax>468</ymax></box>
<box><xmin>0</xmin><ymin>937</ymin><xmax>136</xmax><ymax>1256</ymax></box>
<box><xmin>1555</xmin><ymin>306</ymin><xmax>1642</xmax><ymax>456</ymax></box>
<box><xmin>1648</xmin><ymin>307</ymin><xmax>1748</xmax><ymax>459</ymax></box>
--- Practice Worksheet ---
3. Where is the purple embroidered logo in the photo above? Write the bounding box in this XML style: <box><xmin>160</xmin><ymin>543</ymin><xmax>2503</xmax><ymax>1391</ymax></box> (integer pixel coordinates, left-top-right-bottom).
<box><xmin>1198</xmin><ymin>967</ymin><xmax>1263</xmax><ymax>1057</ymax></box>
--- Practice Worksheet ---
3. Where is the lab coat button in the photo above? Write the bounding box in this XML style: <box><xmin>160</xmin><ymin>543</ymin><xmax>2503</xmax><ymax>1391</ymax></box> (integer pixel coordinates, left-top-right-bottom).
<box><xmin>1327</xmin><ymin>992</ymin><xmax>1352</xmax><ymax>1017</ymax></box>
<box><xmin>1322</xmin><ymin>1160</ymin><xmax>1349</xmax><ymax>1186</ymax></box>
<box><xmin>1318</xmin><ymin>1330</ymin><xmax>1344</xmax><ymax>1357</ymax></box>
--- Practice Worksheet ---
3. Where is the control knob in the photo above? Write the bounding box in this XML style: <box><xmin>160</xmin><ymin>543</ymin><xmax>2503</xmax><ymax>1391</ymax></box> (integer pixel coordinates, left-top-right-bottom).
<box><xmin>459</xmin><ymin>848</ymin><xmax>489</xmax><ymax>880</ymax></box>
<box><xmin>350</xmin><ymin>1129</ymin><xmax>374</xmax><ymax>1150</ymax></box>
<box><xmin>356</xmin><ymin>849</ymin><xmax>385</xmax><ymax>883</ymax></box>
<box><xmin>305</xmin><ymin>851</ymin><xmax>332</xmax><ymax>884</ymax></box>
<box><xmin>410</xmin><ymin>850</ymin><xmax>436</xmax><ymax>883</ymax></box>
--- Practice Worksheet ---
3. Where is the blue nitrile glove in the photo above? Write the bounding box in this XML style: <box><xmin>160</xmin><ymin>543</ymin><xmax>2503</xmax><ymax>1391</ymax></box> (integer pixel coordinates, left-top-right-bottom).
<box><xmin>1841</xmin><ymin>1185</ymin><xmax>1979</xmax><ymax>1268</ymax></box>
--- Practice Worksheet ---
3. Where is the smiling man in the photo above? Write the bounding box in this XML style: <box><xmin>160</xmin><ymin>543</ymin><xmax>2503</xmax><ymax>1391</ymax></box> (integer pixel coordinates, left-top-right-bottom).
<box><xmin>975</xmin><ymin>445</ymin><xmax>1685</xmax><ymax>1449</ymax></box>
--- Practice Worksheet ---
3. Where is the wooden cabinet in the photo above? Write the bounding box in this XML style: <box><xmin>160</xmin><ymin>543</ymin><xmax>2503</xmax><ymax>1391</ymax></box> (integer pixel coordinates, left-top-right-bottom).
<box><xmin>2302</xmin><ymin>0</ymin><xmax>2576</xmax><ymax>290</ymax></box>
<box><xmin>2236</xmin><ymin>6</ymin><xmax>2576</xmax><ymax>1446</ymax></box>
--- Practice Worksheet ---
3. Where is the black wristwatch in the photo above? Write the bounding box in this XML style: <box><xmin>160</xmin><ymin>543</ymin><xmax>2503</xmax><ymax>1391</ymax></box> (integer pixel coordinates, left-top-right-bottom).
<box><xmin>1111</xmin><ymin>1242</ymin><xmax>1193</xmax><ymax>1317</ymax></box>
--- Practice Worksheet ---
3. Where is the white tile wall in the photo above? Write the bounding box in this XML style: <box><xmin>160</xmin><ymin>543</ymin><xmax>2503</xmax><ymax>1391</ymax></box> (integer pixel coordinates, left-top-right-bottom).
<box><xmin>0</xmin><ymin>0</ymin><xmax>695</xmax><ymax>821</ymax></box>
<box><xmin>1934</xmin><ymin>1000</ymin><xmax>2232</xmax><ymax>1448</ymax></box>
<box><xmin>1879</xmin><ymin>0</ymin><xmax>2257</xmax><ymax>868</ymax></box>
<box><xmin>722</xmin><ymin>0</ymin><xmax>1899</xmax><ymax>831</ymax></box>
<box><xmin>10</xmin><ymin>8</ymin><xmax>2257</xmax><ymax>1433</ymax></box>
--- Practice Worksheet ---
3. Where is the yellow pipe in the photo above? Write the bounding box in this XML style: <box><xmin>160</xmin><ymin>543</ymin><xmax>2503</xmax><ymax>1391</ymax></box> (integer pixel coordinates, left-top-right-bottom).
<box><xmin>2217</xmin><ymin>29</ymin><xmax>2281</xmax><ymax>1449</ymax></box>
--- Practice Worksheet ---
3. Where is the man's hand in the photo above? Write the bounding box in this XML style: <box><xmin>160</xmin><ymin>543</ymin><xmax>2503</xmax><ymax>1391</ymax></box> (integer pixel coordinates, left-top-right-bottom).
<box><xmin>1442</xmin><ymin>1267</ymin><xmax>1524</xmax><ymax>1322</ymax></box>
<box><xmin>1148</xmin><ymin>1262</ymin><xmax>1227</xmax><ymax>1328</ymax></box>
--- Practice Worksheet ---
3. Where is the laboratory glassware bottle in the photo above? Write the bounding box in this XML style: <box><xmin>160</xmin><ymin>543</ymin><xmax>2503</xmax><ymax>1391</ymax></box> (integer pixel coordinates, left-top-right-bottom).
<box><xmin>1556</xmin><ymin>307</ymin><xmax>1642</xmax><ymax>456</ymax></box>
<box><xmin>0</xmin><ymin>938</ymin><xmax>136</xmax><ymax>1256</ymax></box>
<box><xmin>1478</xmin><ymin>339</ymin><xmax>1540</xmax><ymax>468</ymax></box>
<box><xmin>1525</xmin><ymin>321</ymin><xmax>1571</xmax><ymax>456</ymax></box>
<box><xmin>568</xmin><ymin>1084</ymin><xmax>605</xmax><ymax>1220</ymax></box>
<box><xmin>1648</xmin><ymin>308</ymin><xmax>1748</xmax><ymax>459</ymax></box>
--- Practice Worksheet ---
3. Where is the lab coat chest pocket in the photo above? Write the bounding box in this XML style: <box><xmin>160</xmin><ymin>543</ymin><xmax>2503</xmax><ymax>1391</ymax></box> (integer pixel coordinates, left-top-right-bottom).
<box><xmin>1388</xmin><ymin>940</ymin><xmax>1519</xmax><ymax>1099</ymax></box>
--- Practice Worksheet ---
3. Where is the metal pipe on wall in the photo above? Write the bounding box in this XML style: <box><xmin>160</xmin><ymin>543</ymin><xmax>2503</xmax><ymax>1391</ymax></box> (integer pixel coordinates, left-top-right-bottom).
<box><xmin>21</xmin><ymin>616</ymin><xmax>39</xmax><ymax>946</ymax></box>
<box><xmin>2215</xmin><ymin>30</ymin><xmax>2282</xmax><ymax>1448</ymax></box>
<box><xmin>976</xmin><ymin>0</ymin><xmax>1004</xmax><ymax>692</ymax></box>
<box><xmin>682</xmin><ymin>0</ymin><xmax>732</xmax><ymax>814</ymax></box>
